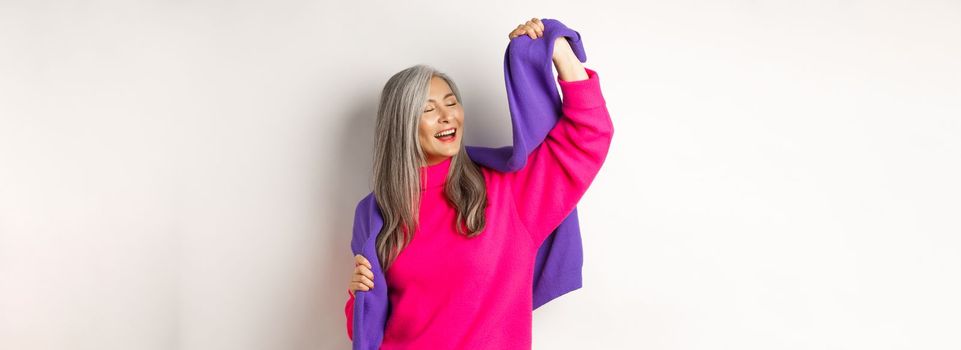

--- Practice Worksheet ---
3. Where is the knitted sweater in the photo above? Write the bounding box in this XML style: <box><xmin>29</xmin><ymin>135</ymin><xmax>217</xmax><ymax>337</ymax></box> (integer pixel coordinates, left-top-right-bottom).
<box><xmin>345</xmin><ymin>66</ymin><xmax>612</xmax><ymax>348</ymax></box>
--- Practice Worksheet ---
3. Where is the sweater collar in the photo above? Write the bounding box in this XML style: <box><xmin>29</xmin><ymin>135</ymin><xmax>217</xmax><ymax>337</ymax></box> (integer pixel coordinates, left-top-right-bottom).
<box><xmin>420</xmin><ymin>156</ymin><xmax>452</xmax><ymax>191</ymax></box>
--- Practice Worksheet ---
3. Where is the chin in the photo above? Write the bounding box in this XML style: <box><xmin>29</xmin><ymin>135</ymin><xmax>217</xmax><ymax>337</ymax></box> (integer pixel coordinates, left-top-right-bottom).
<box><xmin>436</xmin><ymin>144</ymin><xmax>460</xmax><ymax>155</ymax></box>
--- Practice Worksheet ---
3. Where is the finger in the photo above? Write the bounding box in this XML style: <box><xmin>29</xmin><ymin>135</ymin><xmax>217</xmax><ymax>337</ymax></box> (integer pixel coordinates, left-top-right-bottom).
<box><xmin>524</xmin><ymin>24</ymin><xmax>536</xmax><ymax>39</ymax></box>
<box><xmin>533</xmin><ymin>18</ymin><xmax>544</xmax><ymax>31</ymax></box>
<box><xmin>354</xmin><ymin>254</ymin><xmax>372</xmax><ymax>269</ymax></box>
<box><xmin>352</xmin><ymin>274</ymin><xmax>374</xmax><ymax>289</ymax></box>
<box><xmin>510</xmin><ymin>25</ymin><xmax>524</xmax><ymax>39</ymax></box>
<box><xmin>352</xmin><ymin>272</ymin><xmax>374</xmax><ymax>286</ymax></box>
<box><xmin>355</xmin><ymin>265</ymin><xmax>374</xmax><ymax>280</ymax></box>
<box><xmin>358</xmin><ymin>275</ymin><xmax>374</xmax><ymax>288</ymax></box>
<box><xmin>528</xmin><ymin>19</ymin><xmax>543</xmax><ymax>36</ymax></box>
<box><xmin>352</xmin><ymin>282</ymin><xmax>370</xmax><ymax>291</ymax></box>
<box><xmin>360</xmin><ymin>265</ymin><xmax>374</xmax><ymax>279</ymax></box>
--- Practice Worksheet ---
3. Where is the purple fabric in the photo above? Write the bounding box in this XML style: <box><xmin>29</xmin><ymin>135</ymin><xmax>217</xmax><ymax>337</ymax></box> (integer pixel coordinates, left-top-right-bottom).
<box><xmin>349</xmin><ymin>18</ymin><xmax>588</xmax><ymax>349</ymax></box>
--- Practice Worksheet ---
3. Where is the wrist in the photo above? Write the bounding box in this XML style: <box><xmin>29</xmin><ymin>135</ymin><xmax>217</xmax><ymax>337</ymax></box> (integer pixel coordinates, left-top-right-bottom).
<box><xmin>551</xmin><ymin>36</ymin><xmax>575</xmax><ymax>61</ymax></box>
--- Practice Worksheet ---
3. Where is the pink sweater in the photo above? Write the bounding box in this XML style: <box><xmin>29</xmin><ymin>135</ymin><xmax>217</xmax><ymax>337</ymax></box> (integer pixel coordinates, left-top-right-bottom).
<box><xmin>345</xmin><ymin>67</ymin><xmax>612</xmax><ymax>349</ymax></box>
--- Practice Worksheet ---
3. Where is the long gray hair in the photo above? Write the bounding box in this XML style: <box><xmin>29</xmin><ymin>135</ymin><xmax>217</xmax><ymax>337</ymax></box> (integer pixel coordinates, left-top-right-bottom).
<box><xmin>372</xmin><ymin>64</ymin><xmax>488</xmax><ymax>272</ymax></box>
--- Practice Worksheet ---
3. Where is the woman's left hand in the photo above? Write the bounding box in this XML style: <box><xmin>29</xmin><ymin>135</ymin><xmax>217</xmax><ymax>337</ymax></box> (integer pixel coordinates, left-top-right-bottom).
<box><xmin>508</xmin><ymin>17</ymin><xmax>585</xmax><ymax>80</ymax></box>
<box><xmin>508</xmin><ymin>18</ymin><xmax>544</xmax><ymax>40</ymax></box>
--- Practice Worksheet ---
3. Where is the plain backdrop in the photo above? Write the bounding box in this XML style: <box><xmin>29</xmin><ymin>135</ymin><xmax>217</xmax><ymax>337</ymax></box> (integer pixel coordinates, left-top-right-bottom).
<box><xmin>1</xmin><ymin>1</ymin><xmax>959</xmax><ymax>349</ymax></box>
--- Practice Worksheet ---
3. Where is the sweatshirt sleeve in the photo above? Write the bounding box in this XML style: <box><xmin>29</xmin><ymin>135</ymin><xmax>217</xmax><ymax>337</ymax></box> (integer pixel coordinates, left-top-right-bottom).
<box><xmin>507</xmin><ymin>67</ymin><xmax>614</xmax><ymax>246</ymax></box>
<box><xmin>345</xmin><ymin>289</ymin><xmax>354</xmax><ymax>341</ymax></box>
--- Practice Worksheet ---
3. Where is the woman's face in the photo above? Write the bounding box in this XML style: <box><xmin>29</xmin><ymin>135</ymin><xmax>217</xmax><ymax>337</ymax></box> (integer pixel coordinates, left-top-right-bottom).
<box><xmin>418</xmin><ymin>76</ymin><xmax>464</xmax><ymax>166</ymax></box>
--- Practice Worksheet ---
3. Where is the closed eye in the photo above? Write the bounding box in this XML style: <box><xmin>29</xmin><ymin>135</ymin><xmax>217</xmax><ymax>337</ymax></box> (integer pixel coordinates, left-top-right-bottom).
<box><xmin>423</xmin><ymin>101</ymin><xmax>457</xmax><ymax>113</ymax></box>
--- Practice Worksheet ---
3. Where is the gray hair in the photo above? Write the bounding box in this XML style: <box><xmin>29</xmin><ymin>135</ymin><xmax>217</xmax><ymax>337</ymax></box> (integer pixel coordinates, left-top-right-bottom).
<box><xmin>372</xmin><ymin>64</ymin><xmax>488</xmax><ymax>272</ymax></box>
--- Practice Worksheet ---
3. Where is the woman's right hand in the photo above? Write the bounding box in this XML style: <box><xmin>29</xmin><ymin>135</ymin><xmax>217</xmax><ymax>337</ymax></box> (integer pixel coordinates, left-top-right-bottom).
<box><xmin>348</xmin><ymin>254</ymin><xmax>375</xmax><ymax>296</ymax></box>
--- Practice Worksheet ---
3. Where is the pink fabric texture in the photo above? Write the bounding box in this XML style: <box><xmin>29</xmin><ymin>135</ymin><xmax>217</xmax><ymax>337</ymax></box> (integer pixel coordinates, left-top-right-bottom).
<box><xmin>345</xmin><ymin>67</ymin><xmax>612</xmax><ymax>348</ymax></box>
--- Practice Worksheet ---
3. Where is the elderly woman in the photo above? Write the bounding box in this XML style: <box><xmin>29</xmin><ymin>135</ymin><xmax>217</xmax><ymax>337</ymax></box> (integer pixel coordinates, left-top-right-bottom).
<box><xmin>345</xmin><ymin>17</ymin><xmax>614</xmax><ymax>349</ymax></box>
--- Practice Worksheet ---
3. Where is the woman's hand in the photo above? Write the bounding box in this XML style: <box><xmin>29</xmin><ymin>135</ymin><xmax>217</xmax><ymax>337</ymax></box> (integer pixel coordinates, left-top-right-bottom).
<box><xmin>348</xmin><ymin>254</ymin><xmax>375</xmax><ymax>297</ymax></box>
<box><xmin>508</xmin><ymin>18</ymin><xmax>544</xmax><ymax>40</ymax></box>
<box><xmin>507</xmin><ymin>18</ymin><xmax>585</xmax><ymax>80</ymax></box>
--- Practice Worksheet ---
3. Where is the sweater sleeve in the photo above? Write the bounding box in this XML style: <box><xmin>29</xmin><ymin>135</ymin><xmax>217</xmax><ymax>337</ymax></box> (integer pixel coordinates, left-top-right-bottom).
<box><xmin>345</xmin><ymin>289</ymin><xmax>354</xmax><ymax>341</ymax></box>
<box><xmin>507</xmin><ymin>67</ymin><xmax>614</xmax><ymax>246</ymax></box>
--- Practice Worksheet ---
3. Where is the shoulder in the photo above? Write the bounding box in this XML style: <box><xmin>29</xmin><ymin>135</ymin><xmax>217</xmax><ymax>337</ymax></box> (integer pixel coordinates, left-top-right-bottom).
<box><xmin>475</xmin><ymin>162</ymin><xmax>516</xmax><ymax>199</ymax></box>
<box><xmin>464</xmin><ymin>146</ymin><xmax>516</xmax><ymax>182</ymax></box>
<box><xmin>477</xmin><ymin>162</ymin><xmax>507</xmax><ymax>183</ymax></box>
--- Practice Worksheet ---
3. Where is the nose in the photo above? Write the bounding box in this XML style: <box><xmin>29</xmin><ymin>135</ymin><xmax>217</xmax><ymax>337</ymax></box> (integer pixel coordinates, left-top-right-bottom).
<box><xmin>438</xmin><ymin>109</ymin><xmax>453</xmax><ymax>123</ymax></box>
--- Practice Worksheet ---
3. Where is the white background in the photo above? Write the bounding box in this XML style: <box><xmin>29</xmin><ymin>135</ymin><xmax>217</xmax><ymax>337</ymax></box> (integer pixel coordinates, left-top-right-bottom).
<box><xmin>2</xmin><ymin>1</ymin><xmax>959</xmax><ymax>349</ymax></box>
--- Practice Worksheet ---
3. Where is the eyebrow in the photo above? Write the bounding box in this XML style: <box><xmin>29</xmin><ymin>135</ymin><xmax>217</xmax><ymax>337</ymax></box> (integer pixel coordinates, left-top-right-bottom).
<box><xmin>427</xmin><ymin>93</ymin><xmax>455</xmax><ymax>102</ymax></box>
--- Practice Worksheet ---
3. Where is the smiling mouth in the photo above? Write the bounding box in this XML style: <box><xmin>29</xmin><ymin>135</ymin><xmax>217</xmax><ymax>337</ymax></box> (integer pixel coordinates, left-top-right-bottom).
<box><xmin>434</xmin><ymin>128</ymin><xmax>457</xmax><ymax>142</ymax></box>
